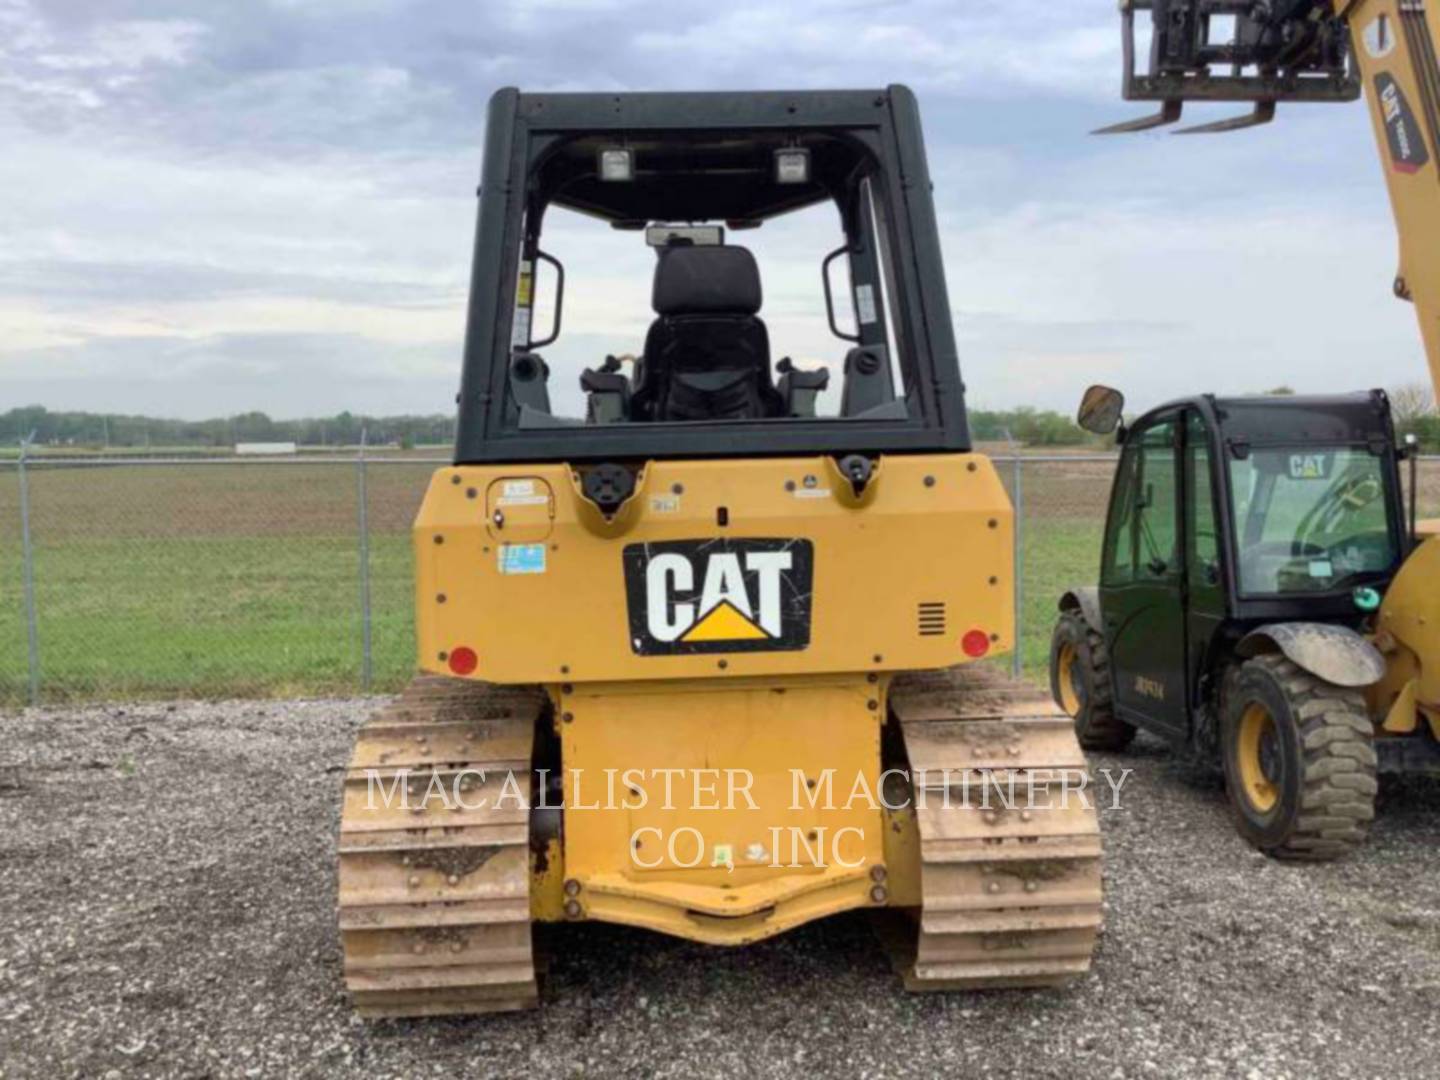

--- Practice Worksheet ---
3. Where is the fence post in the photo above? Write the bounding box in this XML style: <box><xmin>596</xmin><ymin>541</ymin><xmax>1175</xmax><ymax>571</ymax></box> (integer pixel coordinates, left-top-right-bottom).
<box><xmin>356</xmin><ymin>428</ymin><xmax>373</xmax><ymax>691</ymax></box>
<box><xmin>18</xmin><ymin>433</ymin><xmax>40</xmax><ymax>706</ymax></box>
<box><xmin>1004</xmin><ymin>432</ymin><xmax>1024</xmax><ymax>681</ymax></box>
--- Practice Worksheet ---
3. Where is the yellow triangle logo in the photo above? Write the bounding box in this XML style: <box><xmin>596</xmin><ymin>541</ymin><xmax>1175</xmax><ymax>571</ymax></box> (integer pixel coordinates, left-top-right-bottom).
<box><xmin>681</xmin><ymin>600</ymin><xmax>770</xmax><ymax>643</ymax></box>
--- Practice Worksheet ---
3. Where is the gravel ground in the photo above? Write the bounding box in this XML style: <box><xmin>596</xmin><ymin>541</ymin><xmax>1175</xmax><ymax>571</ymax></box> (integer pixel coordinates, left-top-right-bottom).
<box><xmin>2</xmin><ymin>698</ymin><xmax>1440</xmax><ymax>1080</ymax></box>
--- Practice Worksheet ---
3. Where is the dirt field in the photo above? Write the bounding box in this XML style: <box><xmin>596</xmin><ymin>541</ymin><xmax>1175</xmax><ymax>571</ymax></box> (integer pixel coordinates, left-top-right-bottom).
<box><xmin>3</xmin><ymin>696</ymin><xmax>1440</xmax><ymax>1078</ymax></box>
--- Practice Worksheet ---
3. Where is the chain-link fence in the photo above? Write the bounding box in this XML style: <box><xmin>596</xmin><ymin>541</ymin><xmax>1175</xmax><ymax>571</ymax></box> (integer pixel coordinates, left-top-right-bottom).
<box><xmin>2</xmin><ymin>450</ymin><xmax>1438</xmax><ymax>706</ymax></box>
<box><xmin>0</xmin><ymin>451</ymin><xmax>435</xmax><ymax>706</ymax></box>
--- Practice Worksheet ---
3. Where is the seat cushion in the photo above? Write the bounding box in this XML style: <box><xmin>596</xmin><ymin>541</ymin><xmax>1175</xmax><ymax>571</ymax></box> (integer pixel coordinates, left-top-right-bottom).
<box><xmin>638</xmin><ymin>315</ymin><xmax>781</xmax><ymax>421</ymax></box>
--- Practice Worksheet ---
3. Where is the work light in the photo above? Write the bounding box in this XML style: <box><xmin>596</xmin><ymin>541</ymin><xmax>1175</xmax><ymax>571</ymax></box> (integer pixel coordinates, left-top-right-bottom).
<box><xmin>774</xmin><ymin>147</ymin><xmax>811</xmax><ymax>184</ymax></box>
<box><xmin>598</xmin><ymin>148</ymin><xmax>634</xmax><ymax>182</ymax></box>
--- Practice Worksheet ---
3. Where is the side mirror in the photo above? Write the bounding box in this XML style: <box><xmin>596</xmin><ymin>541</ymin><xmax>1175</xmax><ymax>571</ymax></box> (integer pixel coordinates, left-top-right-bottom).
<box><xmin>1077</xmin><ymin>385</ymin><xmax>1125</xmax><ymax>435</ymax></box>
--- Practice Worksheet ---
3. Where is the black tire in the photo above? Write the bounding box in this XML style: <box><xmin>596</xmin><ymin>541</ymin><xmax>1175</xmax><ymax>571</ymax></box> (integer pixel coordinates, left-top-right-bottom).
<box><xmin>1220</xmin><ymin>654</ymin><xmax>1377</xmax><ymax>861</ymax></box>
<box><xmin>1050</xmin><ymin>610</ymin><xmax>1135</xmax><ymax>752</ymax></box>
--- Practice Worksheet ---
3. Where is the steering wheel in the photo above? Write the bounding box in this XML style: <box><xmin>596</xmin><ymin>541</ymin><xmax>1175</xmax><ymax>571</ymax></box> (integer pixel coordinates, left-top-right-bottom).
<box><xmin>1334</xmin><ymin>474</ymin><xmax>1382</xmax><ymax>511</ymax></box>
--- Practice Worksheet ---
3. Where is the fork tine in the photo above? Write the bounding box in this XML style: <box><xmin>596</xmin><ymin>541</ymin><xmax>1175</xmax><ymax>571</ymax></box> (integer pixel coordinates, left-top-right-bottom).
<box><xmin>1172</xmin><ymin>101</ymin><xmax>1277</xmax><ymax>135</ymax></box>
<box><xmin>1092</xmin><ymin>101</ymin><xmax>1183</xmax><ymax>135</ymax></box>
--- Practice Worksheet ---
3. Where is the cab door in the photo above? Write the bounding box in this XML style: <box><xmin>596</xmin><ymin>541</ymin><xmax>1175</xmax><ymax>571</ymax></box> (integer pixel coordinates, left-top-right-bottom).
<box><xmin>1183</xmin><ymin>409</ymin><xmax>1227</xmax><ymax>736</ymax></box>
<box><xmin>1100</xmin><ymin>415</ymin><xmax>1188</xmax><ymax>738</ymax></box>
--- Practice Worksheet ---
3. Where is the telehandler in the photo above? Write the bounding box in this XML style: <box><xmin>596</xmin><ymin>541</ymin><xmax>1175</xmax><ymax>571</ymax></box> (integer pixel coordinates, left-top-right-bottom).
<box><xmin>1054</xmin><ymin>386</ymin><xmax>1421</xmax><ymax>857</ymax></box>
<box><xmin>337</xmin><ymin>87</ymin><xmax>1103</xmax><ymax>1017</ymax></box>
<box><xmin>1048</xmin><ymin>1</ymin><xmax>1440</xmax><ymax>859</ymax></box>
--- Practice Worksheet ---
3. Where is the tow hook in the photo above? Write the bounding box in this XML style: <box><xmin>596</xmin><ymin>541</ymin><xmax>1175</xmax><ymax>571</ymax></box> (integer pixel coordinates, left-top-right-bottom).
<box><xmin>838</xmin><ymin>454</ymin><xmax>875</xmax><ymax>497</ymax></box>
<box><xmin>580</xmin><ymin>463</ymin><xmax>636</xmax><ymax>517</ymax></box>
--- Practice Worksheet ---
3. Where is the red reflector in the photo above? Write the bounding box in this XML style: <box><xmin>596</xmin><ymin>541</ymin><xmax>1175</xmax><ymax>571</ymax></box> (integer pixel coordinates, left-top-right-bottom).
<box><xmin>962</xmin><ymin>630</ymin><xmax>991</xmax><ymax>658</ymax></box>
<box><xmin>448</xmin><ymin>646</ymin><xmax>478</xmax><ymax>676</ymax></box>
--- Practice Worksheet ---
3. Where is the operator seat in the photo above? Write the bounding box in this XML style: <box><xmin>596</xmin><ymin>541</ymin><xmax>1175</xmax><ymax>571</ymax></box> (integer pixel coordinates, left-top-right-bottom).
<box><xmin>631</xmin><ymin>245</ymin><xmax>784</xmax><ymax>422</ymax></box>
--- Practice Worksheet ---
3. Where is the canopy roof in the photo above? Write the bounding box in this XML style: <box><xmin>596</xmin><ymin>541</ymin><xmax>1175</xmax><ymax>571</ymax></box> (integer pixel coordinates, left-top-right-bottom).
<box><xmin>533</xmin><ymin>130</ymin><xmax>867</xmax><ymax>225</ymax></box>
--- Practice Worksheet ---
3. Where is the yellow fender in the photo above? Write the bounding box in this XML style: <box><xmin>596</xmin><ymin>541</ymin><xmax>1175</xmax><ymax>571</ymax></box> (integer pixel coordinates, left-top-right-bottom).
<box><xmin>1378</xmin><ymin>535</ymin><xmax>1440</xmax><ymax>738</ymax></box>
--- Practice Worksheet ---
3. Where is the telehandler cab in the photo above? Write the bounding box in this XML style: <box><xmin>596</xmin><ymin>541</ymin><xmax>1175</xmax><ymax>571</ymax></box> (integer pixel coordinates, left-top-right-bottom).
<box><xmin>336</xmin><ymin>87</ymin><xmax>1103</xmax><ymax>1018</ymax></box>
<box><xmin>1052</xmin><ymin>385</ymin><xmax>1437</xmax><ymax>860</ymax></box>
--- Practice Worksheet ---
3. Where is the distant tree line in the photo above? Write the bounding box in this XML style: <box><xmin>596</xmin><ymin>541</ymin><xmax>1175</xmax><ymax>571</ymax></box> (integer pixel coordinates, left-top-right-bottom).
<box><xmin>975</xmin><ymin>385</ymin><xmax>1440</xmax><ymax>451</ymax></box>
<box><xmin>7</xmin><ymin>392</ymin><xmax>1436</xmax><ymax>452</ymax></box>
<box><xmin>968</xmin><ymin>407</ymin><xmax>1102</xmax><ymax>447</ymax></box>
<box><xmin>1389</xmin><ymin>384</ymin><xmax>1440</xmax><ymax>451</ymax></box>
<box><xmin>8</xmin><ymin>403</ymin><xmax>1100</xmax><ymax>450</ymax></box>
<box><xmin>1399</xmin><ymin>416</ymin><xmax>1440</xmax><ymax>449</ymax></box>
<box><xmin>3</xmin><ymin>406</ymin><xmax>455</xmax><ymax>450</ymax></box>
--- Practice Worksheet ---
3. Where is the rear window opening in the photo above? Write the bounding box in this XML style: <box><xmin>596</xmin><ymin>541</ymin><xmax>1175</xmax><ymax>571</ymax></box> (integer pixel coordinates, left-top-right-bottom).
<box><xmin>521</xmin><ymin>200</ymin><xmax>890</xmax><ymax>423</ymax></box>
<box><xmin>500</xmin><ymin>129</ymin><xmax>915</xmax><ymax>434</ymax></box>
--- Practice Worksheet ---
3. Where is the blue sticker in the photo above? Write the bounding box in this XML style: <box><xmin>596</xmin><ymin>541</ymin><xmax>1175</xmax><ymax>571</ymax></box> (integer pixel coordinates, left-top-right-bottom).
<box><xmin>498</xmin><ymin>543</ymin><xmax>547</xmax><ymax>575</ymax></box>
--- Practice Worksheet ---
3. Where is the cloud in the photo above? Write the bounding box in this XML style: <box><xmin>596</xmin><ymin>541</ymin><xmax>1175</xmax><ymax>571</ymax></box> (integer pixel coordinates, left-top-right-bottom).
<box><xmin>951</xmin><ymin>192</ymin><xmax>1419</xmax><ymax>414</ymax></box>
<box><xmin>0</xmin><ymin>0</ymin><xmax>1425</xmax><ymax>424</ymax></box>
<box><xmin>631</xmin><ymin>3</ymin><xmax>1116</xmax><ymax>99</ymax></box>
<box><xmin>0</xmin><ymin>4</ymin><xmax>207</xmax><ymax>120</ymax></box>
<box><xmin>5</xmin><ymin>330</ymin><xmax>457</xmax><ymax>418</ymax></box>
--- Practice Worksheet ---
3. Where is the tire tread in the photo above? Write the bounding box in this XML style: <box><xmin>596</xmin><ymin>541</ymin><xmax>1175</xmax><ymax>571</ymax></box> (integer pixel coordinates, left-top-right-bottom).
<box><xmin>1239</xmin><ymin>654</ymin><xmax>1376</xmax><ymax>862</ymax></box>
<box><xmin>1051</xmin><ymin>611</ymin><xmax>1134</xmax><ymax>752</ymax></box>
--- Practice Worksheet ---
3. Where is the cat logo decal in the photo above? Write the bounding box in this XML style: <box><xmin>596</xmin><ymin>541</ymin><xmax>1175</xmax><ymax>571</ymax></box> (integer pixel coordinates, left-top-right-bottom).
<box><xmin>623</xmin><ymin>539</ymin><xmax>814</xmax><ymax>654</ymax></box>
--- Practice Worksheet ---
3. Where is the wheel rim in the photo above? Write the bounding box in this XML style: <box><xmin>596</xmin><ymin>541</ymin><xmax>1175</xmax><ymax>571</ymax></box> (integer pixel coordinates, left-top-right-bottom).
<box><xmin>1236</xmin><ymin>702</ymin><xmax>1281</xmax><ymax>813</ymax></box>
<box><xmin>1056</xmin><ymin>642</ymin><xmax>1085</xmax><ymax>717</ymax></box>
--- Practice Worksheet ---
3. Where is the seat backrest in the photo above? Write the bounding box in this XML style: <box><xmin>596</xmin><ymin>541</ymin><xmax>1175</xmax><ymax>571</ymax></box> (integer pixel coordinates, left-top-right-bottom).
<box><xmin>632</xmin><ymin>246</ymin><xmax>783</xmax><ymax>422</ymax></box>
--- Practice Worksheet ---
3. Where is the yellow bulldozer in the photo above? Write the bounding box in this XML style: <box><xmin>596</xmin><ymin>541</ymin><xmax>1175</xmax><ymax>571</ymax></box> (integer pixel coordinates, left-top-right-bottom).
<box><xmin>334</xmin><ymin>86</ymin><xmax>1104</xmax><ymax>1017</ymax></box>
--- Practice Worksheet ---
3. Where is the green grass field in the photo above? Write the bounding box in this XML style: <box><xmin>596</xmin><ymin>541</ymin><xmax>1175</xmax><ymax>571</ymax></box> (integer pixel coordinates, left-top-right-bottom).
<box><xmin>0</xmin><ymin>461</ymin><xmax>434</xmax><ymax>705</ymax></box>
<box><xmin>0</xmin><ymin>535</ymin><xmax>416</xmax><ymax>703</ymax></box>
<box><xmin>1018</xmin><ymin>522</ymin><xmax>1103</xmax><ymax>677</ymax></box>
<box><xmin>1</xmin><ymin>455</ymin><xmax>1436</xmax><ymax>706</ymax></box>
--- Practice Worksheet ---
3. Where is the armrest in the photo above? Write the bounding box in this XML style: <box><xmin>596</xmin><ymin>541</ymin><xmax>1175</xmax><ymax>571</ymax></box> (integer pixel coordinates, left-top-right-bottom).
<box><xmin>839</xmin><ymin>346</ymin><xmax>895</xmax><ymax>417</ymax></box>
<box><xmin>509</xmin><ymin>352</ymin><xmax>552</xmax><ymax>414</ymax></box>
<box><xmin>776</xmin><ymin>357</ymin><xmax>830</xmax><ymax>418</ymax></box>
<box><xmin>581</xmin><ymin>360</ymin><xmax>632</xmax><ymax>424</ymax></box>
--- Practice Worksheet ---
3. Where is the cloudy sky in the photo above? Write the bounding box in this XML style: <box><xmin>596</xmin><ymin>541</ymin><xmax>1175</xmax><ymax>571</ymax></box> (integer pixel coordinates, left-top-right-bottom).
<box><xmin>0</xmin><ymin>0</ymin><xmax>1421</xmax><ymax>422</ymax></box>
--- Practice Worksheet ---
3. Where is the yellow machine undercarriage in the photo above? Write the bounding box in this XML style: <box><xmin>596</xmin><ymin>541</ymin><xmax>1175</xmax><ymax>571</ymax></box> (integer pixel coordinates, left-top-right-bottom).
<box><xmin>336</xmin><ymin>454</ymin><xmax>1103</xmax><ymax>1016</ymax></box>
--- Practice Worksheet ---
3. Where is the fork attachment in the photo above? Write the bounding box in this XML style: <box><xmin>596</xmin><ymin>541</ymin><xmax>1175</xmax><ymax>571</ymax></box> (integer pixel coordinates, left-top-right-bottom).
<box><xmin>1095</xmin><ymin>0</ymin><xmax>1360</xmax><ymax>134</ymax></box>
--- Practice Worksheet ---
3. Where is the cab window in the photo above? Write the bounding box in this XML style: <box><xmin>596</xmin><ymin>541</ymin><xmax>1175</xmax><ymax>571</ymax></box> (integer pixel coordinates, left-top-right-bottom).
<box><xmin>1228</xmin><ymin>447</ymin><xmax>1398</xmax><ymax>594</ymax></box>
<box><xmin>501</xmin><ymin>131</ymin><xmax>913</xmax><ymax>432</ymax></box>
<box><xmin>1134</xmin><ymin>420</ymin><xmax>1179</xmax><ymax>580</ymax></box>
<box><xmin>1102</xmin><ymin>444</ymin><xmax>1140</xmax><ymax>585</ymax></box>
<box><xmin>1186</xmin><ymin>412</ymin><xmax>1220</xmax><ymax>585</ymax></box>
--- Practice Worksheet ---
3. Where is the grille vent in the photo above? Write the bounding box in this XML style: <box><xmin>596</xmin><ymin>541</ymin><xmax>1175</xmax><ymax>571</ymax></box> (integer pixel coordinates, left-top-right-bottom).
<box><xmin>917</xmin><ymin>602</ymin><xmax>947</xmax><ymax>637</ymax></box>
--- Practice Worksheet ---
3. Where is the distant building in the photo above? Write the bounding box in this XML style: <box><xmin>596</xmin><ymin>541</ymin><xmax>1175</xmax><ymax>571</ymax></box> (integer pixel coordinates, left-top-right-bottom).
<box><xmin>235</xmin><ymin>442</ymin><xmax>298</xmax><ymax>456</ymax></box>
